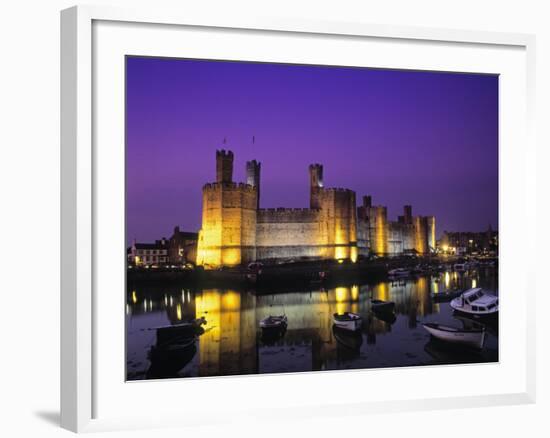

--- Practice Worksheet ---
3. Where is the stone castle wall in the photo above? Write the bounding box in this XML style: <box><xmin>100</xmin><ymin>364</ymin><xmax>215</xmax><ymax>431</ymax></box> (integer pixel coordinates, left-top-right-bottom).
<box><xmin>256</xmin><ymin>208</ymin><xmax>325</xmax><ymax>260</ymax></box>
<box><xmin>254</xmin><ymin>187</ymin><xmax>358</xmax><ymax>262</ymax></box>
<box><xmin>196</xmin><ymin>151</ymin><xmax>433</xmax><ymax>268</ymax></box>
<box><xmin>196</xmin><ymin>182</ymin><xmax>257</xmax><ymax>267</ymax></box>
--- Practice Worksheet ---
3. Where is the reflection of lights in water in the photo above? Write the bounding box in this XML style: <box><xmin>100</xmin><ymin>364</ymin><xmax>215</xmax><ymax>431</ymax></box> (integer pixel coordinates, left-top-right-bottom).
<box><xmin>351</xmin><ymin>285</ymin><xmax>359</xmax><ymax>301</ymax></box>
<box><xmin>444</xmin><ymin>272</ymin><xmax>450</xmax><ymax>288</ymax></box>
<box><xmin>453</xmin><ymin>271</ymin><xmax>458</xmax><ymax>280</ymax></box>
<box><xmin>350</xmin><ymin>247</ymin><xmax>358</xmax><ymax>263</ymax></box>
<box><xmin>472</xmin><ymin>279</ymin><xmax>477</xmax><ymax>288</ymax></box>
<box><xmin>187</xmin><ymin>291</ymin><xmax>191</xmax><ymax>302</ymax></box>
<box><xmin>126</xmin><ymin>304</ymin><xmax>130</xmax><ymax>315</ymax></box>
<box><xmin>132</xmin><ymin>290</ymin><xmax>137</xmax><ymax>304</ymax></box>
<box><xmin>143</xmin><ymin>300</ymin><xmax>147</xmax><ymax>311</ymax></box>
<box><xmin>182</xmin><ymin>290</ymin><xmax>186</xmax><ymax>303</ymax></box>
<box><xmin>335</xmin><ymin>287</ymin><xmax>348</xmax><ymax>303</ymax></box>
<box><xmin>335</xmin><ymin>287</ymin><xmax>349</xmax><ymax>315</ymax></box>
<box><xmin>222</xmin><ymin>291</ymin><xmax>240</xmax><ymax>311</ymax></box>
<box><xmin>164</xmin><ymin>295</ymin><xmax>168</xmax><ymax>306</ymax></box>
<box><xmin>176</xmin><ymin>303</ymin><xmax>182</xmax><ymax>320</ymax></box>
<box><xmin>433</xmin><ymin>281</ymin><xmax>439</xmax><ymax>294</ymax></box>
<box><xmin>169</xmin><ymin>296</ymin><xmax>173</xmax><ymax>306</ymax></box>
<box><xmin>373</xmin><ymin>283</ymin><xmax>389</xmax><ymax>301</ymax></box>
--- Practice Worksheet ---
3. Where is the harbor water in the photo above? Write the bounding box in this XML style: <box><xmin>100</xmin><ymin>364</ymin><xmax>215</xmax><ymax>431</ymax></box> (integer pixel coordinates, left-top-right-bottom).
<box><xmin>126</xmin><ymin>267</ymin><xmax>498</xmax><ymax>380</ymax></box>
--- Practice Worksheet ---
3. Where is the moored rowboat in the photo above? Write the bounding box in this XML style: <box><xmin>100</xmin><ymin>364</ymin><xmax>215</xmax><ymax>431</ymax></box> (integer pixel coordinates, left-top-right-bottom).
<box><xmin>371</xmin><ymin>299</ymin><xmax>395</xmax><ymax>313</ymax></box>
<box><xmin>422</xmin><ymin>322</ymin><xmax>485</xmax><ymax>349</ymax></box>
<box><xmin>332</xmin><ymin>312</ymin><xmax>362</xmax><ymax>331</ymax></box>
<box><xmin>260</xmin><ymin>314</ymin><xmax>288</xmax><ymax>330</ymax></box>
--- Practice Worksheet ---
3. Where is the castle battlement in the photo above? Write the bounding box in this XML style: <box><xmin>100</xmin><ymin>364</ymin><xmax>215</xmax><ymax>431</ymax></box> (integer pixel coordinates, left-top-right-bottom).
<box><xmin>259</xmin><ymin>207</ymin><xmax>321</xmax><ymax>213</ymax></box>
<box><xmin>324</xmin><ymin>187</ymin><xmax>354</xmax><ymax>193</ymax></box>
<box><xmin>202</xmin><ymin>182</ymin><xmax>256</xmax><ymax>192</ymax></box>
<box><xmin>216</xmin><ymin>149</ymin><xmax>233</xmax><ymax>158</ymax></box>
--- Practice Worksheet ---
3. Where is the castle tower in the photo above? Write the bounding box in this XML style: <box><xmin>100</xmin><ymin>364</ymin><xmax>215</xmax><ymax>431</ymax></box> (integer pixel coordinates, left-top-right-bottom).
<box><xmin>216</xmin><ymin>149</ymin><xmax>234</xmax><ymax>183</ymax></box>
<box><xmin>371</xmin><ymin>206</ymin><xmax>388</xmax><ymax>256</ymax></box>
<box><xmin>309</xmin><ymin>163</ymin><xmax>324</xmax><ymax>209</ymax></box>
<box><xmin>404</xmin><ymin>205</ymin><xmax>412</xmax><ymax>224</ymax></box>
<box><xmin>426</xmin><ymin>216</ymin><xmax>436</xmax><ymax>252</ymax></box>
<box><xmin>246</xmin><ymin>160</ymin><xmax>261</xmax><ymax>209</ymax></box>
<box><xmin>413</xmin><ymin>216</ymin><xmax>429</xmax><ymax>254</ymax></box>
<box><xmin>363</xmin><ymin>196</ymin><xmax>372</xmax><ymax>208</ymax></box>
<box><xmin>197</xmin><ymin>150</ymin><xmax>257</xmax><ymax>268</ymax></box>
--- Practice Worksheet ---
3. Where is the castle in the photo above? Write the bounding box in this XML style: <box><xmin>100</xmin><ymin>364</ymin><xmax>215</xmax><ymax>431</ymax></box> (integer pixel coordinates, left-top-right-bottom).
<box><xmin>196</xmin><ymin>150</ymin><xmax>435</xmax><ymax>268</ymax></box>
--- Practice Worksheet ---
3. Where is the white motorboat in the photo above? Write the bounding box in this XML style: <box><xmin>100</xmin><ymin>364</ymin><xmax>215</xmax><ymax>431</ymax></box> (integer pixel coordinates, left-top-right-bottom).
<box><xmin>450</xmin><ymin>288</ymin><xmax>498</xmax><ymax>316</ymax></box>
<box><xmin>422</xmin><ymin>322</ymin><xmax>486</xmax><ymax>349</ymax></box>
<box><xmin>332</xmin><ymin>312</ymin><xmax>362</xmax><ymax>331</ymax></box>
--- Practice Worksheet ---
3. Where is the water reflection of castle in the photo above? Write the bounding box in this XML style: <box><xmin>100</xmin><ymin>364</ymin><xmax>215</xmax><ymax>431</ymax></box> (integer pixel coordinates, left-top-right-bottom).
<box><xmin>196</xmin><ymin>149</ymin><xmax>436</xmax><ymax>269</ymax></box>
<box><xmin>129</xmin><ymin>279</ymin><xmax>442</xmax><ymax>376</ymax></box>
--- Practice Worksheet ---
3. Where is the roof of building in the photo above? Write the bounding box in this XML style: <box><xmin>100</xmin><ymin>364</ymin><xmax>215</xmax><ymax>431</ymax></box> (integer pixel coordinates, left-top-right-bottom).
<box><xmin>171</xmin><ymin>231</ymin><xmax>199</xmax><ymax>240</ymax></box>
<box><xmin>127</xmin><ymin>242</ymin><xmax>168</xmax><ymax>253</ymax></box>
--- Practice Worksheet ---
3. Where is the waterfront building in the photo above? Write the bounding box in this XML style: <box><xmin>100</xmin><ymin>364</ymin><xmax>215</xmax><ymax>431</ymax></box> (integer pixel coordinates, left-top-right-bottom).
<box><xmin>168</xmin><ymin>226</ymin><xmax>198</xmax><ymax>265</ymax></box>
<box><xmin>438</xmin><ymin>226</ymin><xmax>498</xmax><ymax>255</ymax></box>
<box><xmin>196</xmin><ymin>149</ymin><xmax>436</xmax><ymax>269</ymax></box>
<box><xmin>127</xmin><ymin>238</ymin><xmax>169</xmax><ymax>266</ymax></box>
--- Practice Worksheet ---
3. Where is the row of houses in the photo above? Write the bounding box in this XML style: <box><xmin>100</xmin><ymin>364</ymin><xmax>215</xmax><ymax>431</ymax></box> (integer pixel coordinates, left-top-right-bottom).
<box><xmin>127</xmin><ymin>226</ymin><xmax>198</xmax><ymax>267</ymax></box>
<box><xmin>437</xmin><ymin>226</ymin><xmax>498</xmax><ymax>256</ymax></box>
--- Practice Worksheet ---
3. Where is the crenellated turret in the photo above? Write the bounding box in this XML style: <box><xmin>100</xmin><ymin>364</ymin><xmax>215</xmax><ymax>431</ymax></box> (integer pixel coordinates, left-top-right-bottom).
<box><xmin>216</xmin><ymin>149</ymin><xmax>234</xmax><ymax>183</ymax></box>
<box><xmin>246</xmin><ymin>159</ymin><xmax>261</xmax><ymax>209</ymax></box>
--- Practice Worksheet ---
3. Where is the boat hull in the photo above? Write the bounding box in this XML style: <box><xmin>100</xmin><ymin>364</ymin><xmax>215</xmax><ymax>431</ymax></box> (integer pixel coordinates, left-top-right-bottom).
<box><xmin>450</xmin><ymin>300</ymin><xmax>498</xmax><ymax>316</ymax></box>
<box><xmin>332</xmin><ymin>313</ymin><xmax>362</xmax><ymax>331</ymax></box>
<box><xmin>423</xmin><ymin>324</ymin><xmax>485</xmax><ymax>349</ymax></box>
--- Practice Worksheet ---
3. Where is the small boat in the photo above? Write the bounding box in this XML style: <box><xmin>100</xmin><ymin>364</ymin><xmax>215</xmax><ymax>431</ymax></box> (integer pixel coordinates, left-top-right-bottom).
<box><xmin>332</xmin><ymin>312</ymin><xmax>362</xmax><ymax>331</ymax></box>
<box><xmin>450</xmin><ymin>288</ymin><xmax>498</xmax><ymax>316</ymax></box>
<box><xmin>154</xmin><ymin>317</ymin><xmax>206</xmax><ymax>344</ymax></box>
<box><xmin>260</xmin><ymin>314</ymin><xmax>288</xmax><ymax>330</ymax></box>
<box><xmin>371</xmin><ymin>299</ymin><xmax>395</xmax><ymax>313</ymax></box>
<box><xmin>388</xmin><ymin>268</ymin><xmax>410</xmax><ymax>278</ymax></box>
<box><xmin>422</xmin><ymin>322</ymin><xmax>486</xmax><ymax>349</ymax></box>
<box><xmin>333</xmin><ymin>325</ymin><xmax>363</xmax><ymax>350</ymax></box>
<box><xmin>147</xmin><ymin>338</ymin><xmax>197</xmax><ymax>379</ymax></box>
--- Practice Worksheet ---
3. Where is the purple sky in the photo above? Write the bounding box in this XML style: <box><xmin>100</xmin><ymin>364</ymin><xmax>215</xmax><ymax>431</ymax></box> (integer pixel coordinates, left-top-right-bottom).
<box><xmin>126</xmin><ymin>56</ymin><xmax>498</xmax><ymax>244</ymax></box>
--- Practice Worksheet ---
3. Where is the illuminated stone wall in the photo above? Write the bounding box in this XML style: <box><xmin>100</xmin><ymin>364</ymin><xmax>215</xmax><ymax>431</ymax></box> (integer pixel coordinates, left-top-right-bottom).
<box><xmin>255</xmin><ymin>188</ymin><xmax>358</xmax><ymax>262</ymax></box>
<box><xmin>426</xmin><ymin>216</ymin><xmax>436</xmax><ymax>251</ymax></box>
<box><xmin>368</xmin><ymin>205</ymin><xmax>389</xmax><ymax>256</ymax></box>
<box><xmin>319</xmin><ymin>188</ymin><xmax>358</xmax><ymax>261</ymax></box>
<box><xmin>388</xmin><ymin>222</ymin><xmax>405</xmax><ymax>255</ymax></box>
<box><xmin>413</xmin><ymin>216</ymin><xmax>429</xmax><ymax>254</ymax></box>
<box><xmin>196</xmin><ymin>151</ymin><xmax>433</xmax><ymax>267</ymax></box>
<box><xmin>196</xmin><ymin>182</ymin><xmax>257</xmax><ymax>268</ymax></box>
<box><xmin>359</xmin><ymin>197</ymin><xmax>434</xmax><ymax>257</ymax></box>
<box><xmin>255</xmin><ymin>208</ymin><xmax>327</xmax><ymax>260</ymax></box>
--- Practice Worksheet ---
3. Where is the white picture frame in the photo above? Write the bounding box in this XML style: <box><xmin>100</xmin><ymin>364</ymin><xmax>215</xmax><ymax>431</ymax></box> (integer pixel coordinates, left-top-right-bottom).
<box><xmin>61</xmin><ymin>4</ymin><xmax>536</xmax><ymax>433</ymax></box>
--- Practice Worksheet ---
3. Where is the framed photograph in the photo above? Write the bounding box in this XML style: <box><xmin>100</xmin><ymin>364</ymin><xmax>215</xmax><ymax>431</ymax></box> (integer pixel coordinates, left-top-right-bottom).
<box><xmin>61</xmin><ymin>5</ymin><xmax>536</xmax><ymax>433</ymax></box>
